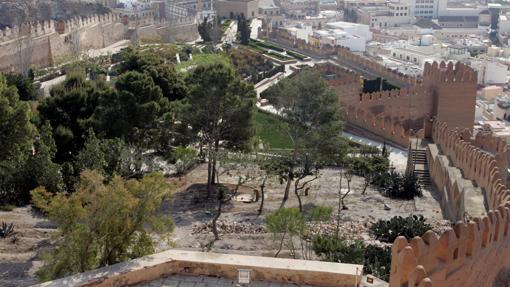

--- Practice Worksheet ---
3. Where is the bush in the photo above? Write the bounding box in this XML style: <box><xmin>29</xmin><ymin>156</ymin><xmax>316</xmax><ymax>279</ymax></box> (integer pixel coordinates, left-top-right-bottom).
<box><xmin>265</xmin><ymin>51</ymin><xmax>293</xmax><ymax>61</ymax></box>
<box><xmin>381</xmin><ymin>171</ymin><xmax>422</xmax><ymax>199</ymax></box>
<box><xmin>32</xmin><ymin>170</ymin><xmax>174</xmax><ymax>281</ymax></box>
<box><xmin>370</xmin><ymin>215</ymin><xmax>431</xmax><ymax>243</ymax></box>
<box><xmin>286</xmin><ymin>50</ymin><xmax>308</xmax><ymax>61</ymax></box>
<box><xmin>0</xmin><ymin>222</ymin><xmax>15</xmax><ymax>238</ymax></box>
<box><xmin>312</xmin><ymin>235</ymin><xmax>392</xmax><ymax>281</ymax></box>
<box><xmin>253</xmin><ymin>40</ymin><xmax>285</xmax><ymax>52</ymax></box>
<box><xmin>364</xmin><ymin>245</ymin><xmax>392</xmax><ymax>281</ymax></box>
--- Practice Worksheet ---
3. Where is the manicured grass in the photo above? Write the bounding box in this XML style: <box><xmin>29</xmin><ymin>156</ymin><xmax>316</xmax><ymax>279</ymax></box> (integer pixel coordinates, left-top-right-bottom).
<box><xmin>254</xmin><ymin>110</ymin><xmax>293</xmax><ymax>149</ymax></box>
<box><xmin>264</xmin><ymin>52</ymin><xmax>293</xmax><ymax>61</ymax></box>
<box><xmin>286</xmin><ymin>50</ymin><xmax>309</xmax><ymax>61</ymax></box>
<box><xmin>176</xmin><ymin>53</ymin><xmax>231</xmax><ymax>71</ymax></box>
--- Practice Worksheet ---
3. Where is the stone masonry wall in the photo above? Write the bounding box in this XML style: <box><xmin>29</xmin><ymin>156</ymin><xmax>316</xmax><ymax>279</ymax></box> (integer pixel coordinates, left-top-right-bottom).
<box><xmin>0</xmin><ymin>13</ymin><xmax>197</xmax><ymax>73</ymax></box>
<box><xmin>389</xmin><ymin>120</ymin><xmax>510</xmax><ymax>287</ymax></box>
<box><xmin>0</xmin><ymin>13</ymin><xmax>126</xmax><ymax>73</ymax></box>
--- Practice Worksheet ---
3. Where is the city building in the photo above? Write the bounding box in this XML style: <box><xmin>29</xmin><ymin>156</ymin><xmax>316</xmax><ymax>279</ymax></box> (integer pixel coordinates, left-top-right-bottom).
<box><xmin>216</xmin><ymin>0</ymin><xmax>259</xmax><ymax>19</ymax></box>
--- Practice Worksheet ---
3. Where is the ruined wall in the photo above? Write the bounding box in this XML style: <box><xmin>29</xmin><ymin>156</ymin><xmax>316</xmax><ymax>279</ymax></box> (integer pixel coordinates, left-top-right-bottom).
<box><xmin>389</xmin><ymin>120</ymin><xmax>510</xmax><ymax>287</ymax></box>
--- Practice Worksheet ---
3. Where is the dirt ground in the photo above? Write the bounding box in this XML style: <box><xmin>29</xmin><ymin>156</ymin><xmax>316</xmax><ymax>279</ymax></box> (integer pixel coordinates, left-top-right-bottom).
<box><xmin>0</xmin><ymin>164</ymin><xmax>448</xmax><ymax>286</ymax></box>
<box><xmin>0</xmin><ymin>207</ymin><xmax>57</xmax><ymax>287</ymax></box>
<box><xmin>165</xmin><ymin>164</ymin><xmax>448</xmax><ymax>257</ymax></box>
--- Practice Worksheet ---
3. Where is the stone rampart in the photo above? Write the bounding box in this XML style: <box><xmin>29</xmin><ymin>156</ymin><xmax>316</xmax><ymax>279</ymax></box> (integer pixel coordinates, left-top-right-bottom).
<box><xmin>389</xmin><ymin>120</ymin><xmax>510</xmax><ymax>287</ymax></box>
<box><xmin>0</xmin><ymin>13</ymin><xmax>196</xmax><ymax>73</ymax></box>
<box><xmin>426</xmin><ymin>140</ymin><xmax>485</xmax><ymax>222</ymax></box>
<box><xmin>423</xmin><ymin>61</ymin><xmax>477</xmax><ymax>131</ymax></box>
<box><xmin>344</xmin><ymin>103</ymin><xmax>413</xmax><ymax>147</ymax></box>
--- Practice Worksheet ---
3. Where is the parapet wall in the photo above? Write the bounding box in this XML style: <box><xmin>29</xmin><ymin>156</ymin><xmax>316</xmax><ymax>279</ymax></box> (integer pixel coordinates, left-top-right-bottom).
<box><xmin>34</xmin><ymin>250</ymin><xmax>363</xmax><ymax>287</ymax></box>
<box><xmin>389</xmin><ymin>120</ymin><xmax>510</xmax><ymax>287</ymax></box>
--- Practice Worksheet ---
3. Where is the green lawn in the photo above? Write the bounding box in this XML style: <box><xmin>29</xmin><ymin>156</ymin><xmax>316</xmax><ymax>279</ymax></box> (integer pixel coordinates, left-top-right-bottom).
<box><xmin>254</xmin><ymin>110</ymin><xmax>293</xmax><ymax>149</ymax></box>
<box><xmin>176</xmin><ymin>53</ymin><xmax>231</xmax><ymax>71</ymax></box>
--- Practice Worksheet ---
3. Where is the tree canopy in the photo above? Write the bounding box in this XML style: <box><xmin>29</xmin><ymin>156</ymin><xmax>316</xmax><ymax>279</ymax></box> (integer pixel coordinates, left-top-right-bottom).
<box><xmin>183</xmin><ymin>62</ymin><xmax>256</xmax><ymax>195</ymax></box>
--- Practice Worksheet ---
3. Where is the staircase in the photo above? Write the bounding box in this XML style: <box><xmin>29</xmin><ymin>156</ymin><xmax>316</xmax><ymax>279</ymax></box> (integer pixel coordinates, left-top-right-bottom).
<box><xmin>407</xmin><ymin>139</ymin><xmax>431</xmax><ymax>187</ymax></box>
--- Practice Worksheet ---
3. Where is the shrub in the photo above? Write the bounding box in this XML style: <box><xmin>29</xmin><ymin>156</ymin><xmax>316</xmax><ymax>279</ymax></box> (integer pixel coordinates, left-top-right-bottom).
<box><xmin>265</xmin><ymin>51</ymin><xmax>293</xmax><ymax>61</ymax></box>
<box><xmin>381</xmin><ymin>171</ymin><xmax>422</xmax><ymax>199</ymax></box>
<box><xmin>312</xmin><ymin>234</ymin><xmax>365</xmax><ymax>264</ymax></box>
<box><xmin>305</xmin><ymin>205</ymin><xmax>333</xmax><ymax>222</ymax></box>
<box><xmin>0</xmin><ymin>222</ymin><xmax>15</xmax><ymax>238</ymax></box>
<box><xmin>33</xmin><ymin>170</ymin><xmax>174</xmax><ymax>281</ymax></box>
<box><xmin>364</xmin><ymin>245</ymin><xmax>392</xmax><ymax>282</ymax></box>
<box><xmin>286</xmin><ymin>50</ymin><xmax>308</xmax><ymax>61</ymax></box>
<box><xmin>255</xmin><ymin>41</ymin><xmax>285</xmax><ymax>52</ymax></box>
<box><xmin>312</xmin><ymin>235</ymin><xmax>391</xmax><ymax>281</ymax></box>
<box><xmin>370</xmin><ymin>215</ymin><xmax>431</xmax><ymax>243</ymax></box>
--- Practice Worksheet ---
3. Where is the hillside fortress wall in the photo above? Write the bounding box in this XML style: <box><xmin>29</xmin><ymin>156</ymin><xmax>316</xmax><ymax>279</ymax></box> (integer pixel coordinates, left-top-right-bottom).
<box><xmin>0</xmin><ymin>12</ymin><xmax>198</xmax><ymax>73</ymax></box>
<box><xmin>390</xmin><ymin>120</ymin><xmax>510</xmax><ymax>287</ymax></box>
<box><xmin>265</xmin><ymin>28</ymin><xmax>510</xmax><ymax>286</ymax></box>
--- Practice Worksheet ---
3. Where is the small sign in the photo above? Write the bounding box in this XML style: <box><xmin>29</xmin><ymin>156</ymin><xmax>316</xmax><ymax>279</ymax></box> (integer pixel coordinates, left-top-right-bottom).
<box><xmin>366</xmin><ymin>276</ymin><xmax>374</xmax><ymax>284</ymax></box>
<box><xmin>237</xmin><ymin>269</ymin><xmax>252</xmax><ymax>284</ymax></box>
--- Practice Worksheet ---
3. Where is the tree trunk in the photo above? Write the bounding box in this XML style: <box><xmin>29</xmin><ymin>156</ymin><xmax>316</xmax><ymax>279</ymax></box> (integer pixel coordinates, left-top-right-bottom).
<box><xmin>212</xmin><ymin>200</ymin><xmax>223</xmax><ymax>241</ymax></box>
<box><xmin>294</xmin><ymin>180</ymin><xmax>303</xmax><ymax>212</ymax></box>
<box><xmin>258</xmin><ymin>176</ymin><xmax>267</xmax><ymax>216</ymax></box>
<box><xmin>211</xmin><ymin>140</ymin><xmax>219</xmax><ymax>185</ymax></box>
<box><xmin>280</xmin><ymin>178</ymin><xmax>293</xmax><ymax>209</ymax></box>
<box><xmin>274</xmin><ymin>230</ymin><xmax>287</xmax><ymax>257</ymax></box>
<box><xmin>362</xmin><ymin>178</ymin><xmax>369</xmax><ymax>195</ymax></box>
<box><xmin>336</xmin><ymin>168</ymin><xmax>343</xmax><ymax>238</ymax></box>
<box><xmin>341</xmin><ymin>178</ymin><xmax>352</xmax><ymax>209</ymax></box>
<box><xmin>207</xmin><ymin>156</ymin><xmax>213</xmax><ymax>198</ymax></box>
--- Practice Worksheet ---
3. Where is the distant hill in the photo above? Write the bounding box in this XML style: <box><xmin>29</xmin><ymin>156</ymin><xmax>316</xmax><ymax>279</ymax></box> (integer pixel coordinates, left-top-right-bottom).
<box><xmin>0</xmin><ymin>0</ymin><xmax>110</xmax><ymax>28</ymax></box>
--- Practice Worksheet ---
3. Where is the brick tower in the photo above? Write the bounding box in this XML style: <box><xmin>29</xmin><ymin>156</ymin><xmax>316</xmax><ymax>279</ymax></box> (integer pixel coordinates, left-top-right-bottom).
<box><xmin>422</xmin><ymin>61</ymin><xmax>478</xmax><ymax>131</ymax></box>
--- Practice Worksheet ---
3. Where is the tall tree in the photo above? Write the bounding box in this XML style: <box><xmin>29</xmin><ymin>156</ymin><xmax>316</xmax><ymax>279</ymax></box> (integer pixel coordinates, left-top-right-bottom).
<box><xmin>237</xmin><ymin>16</ymin><xmax>250</xmax><ymax>45</ymax></box>
<box><xmin>116</xmin><ymin>48</ymin><xmax>188</xmax><ymax>101</ymax></box>
<box><xmin>262</xmin><ymin>70</ymin><xmax>344</xmax><ymax>208</ymax></box>
<box><xmin>38</xmin><ymin>71</ymin><xmax>103</xmax><ymax>163</ymax></box>
<box><xmin>183</xmin><ymin>63</ymin><xmax>256</xmax><ymax>196</ymax></box>
<box><xmin>5</xmin><ymin>72</ymin><xmax>38</xmax><ymax>101</ymax></box>
<box><xmin>0</xmin><ymin>74</ymin><xmax>37</xmax><ymax>204</ymax></box>
<box><xmin>90</xmin><ymin>71</ymin><xmax>175</xmax><ymax>149</ymax></box>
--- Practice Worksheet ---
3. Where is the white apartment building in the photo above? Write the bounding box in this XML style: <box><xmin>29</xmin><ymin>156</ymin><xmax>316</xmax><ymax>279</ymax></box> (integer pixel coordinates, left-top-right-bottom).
<box><xmin>326</xmin><ymin>21</ymin><xmax>373</xmax><ymax>41</ymax></box>
<box><xmin>470</xmin><ymin>60</ymin><xmax>508</xmax><ymax>85</ymax></box>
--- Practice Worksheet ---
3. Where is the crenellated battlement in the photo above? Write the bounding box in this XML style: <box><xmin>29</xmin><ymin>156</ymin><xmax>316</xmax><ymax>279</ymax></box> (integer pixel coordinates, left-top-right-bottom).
<box><xmin>389</xmin><ymin>120</ymin><xmax>510</xmax><ymax>287</ymax></box>
<box><xmin>423</xmin><ymin>61</ymin><xmax>477</xmax><ymax>85</ymax></box>
<box><xmin>0</xmin><ymin>13</ymin><xmax>123</xmax><ymax>42</ymax></box>
<box><xmin>55</xmin><ymin>13</ymin><xmax>122</xmax><ymax>34</ymax></box>
<box><xmin>343</xmin><ymin>103</ymin><xmax>416</xmax><ymax>146</ymax></box>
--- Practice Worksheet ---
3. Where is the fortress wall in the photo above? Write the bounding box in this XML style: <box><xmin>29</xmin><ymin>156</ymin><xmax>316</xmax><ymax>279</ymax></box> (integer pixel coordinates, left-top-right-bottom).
<box><xmin>389</xmin><ymin>120</ymin><xmax>510</xmax><ymax>287</ymax></box>
<box><xmin>0</xmin><ymin>13</ymin><xmax>165</xmax><ymax>73</ymax></box>
<box><xmin>344</xmin><ymin>103</ymin><xmax>412</xmax><ymax>147</ymax></box>
<box><xmin>423</xmin><ymin>62</ymin><xmax>477</xmax><ymax>131</ymax></box>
